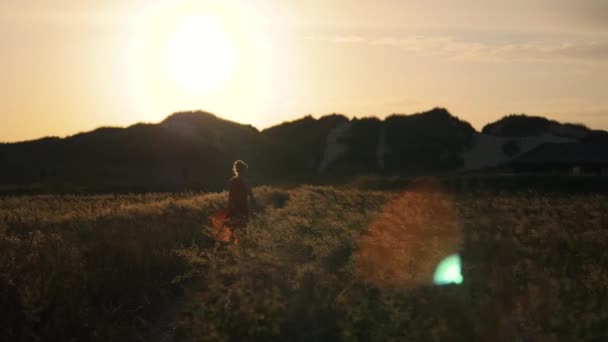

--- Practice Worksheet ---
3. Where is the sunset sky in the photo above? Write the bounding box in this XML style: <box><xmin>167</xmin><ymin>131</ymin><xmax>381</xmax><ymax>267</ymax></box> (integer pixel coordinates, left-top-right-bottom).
<box><xmin>1</xmin><ymin>0</ymin><xmax>607</xmax><ymax>142</ymax></box>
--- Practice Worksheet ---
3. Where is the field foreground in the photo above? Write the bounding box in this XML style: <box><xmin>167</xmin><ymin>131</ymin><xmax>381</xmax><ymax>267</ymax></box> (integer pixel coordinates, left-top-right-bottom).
<box><xmin>1</xmin><ymin>186</ymin><xmax>607</xmax><ymax>341</ymax></box>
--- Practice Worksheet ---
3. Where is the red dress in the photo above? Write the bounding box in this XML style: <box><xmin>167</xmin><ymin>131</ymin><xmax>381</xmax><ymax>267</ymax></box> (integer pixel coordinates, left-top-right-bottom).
<box><xmin>210</xmin><ymin>177</ymin><xmax>250</xmax><ymax>243</ymax></box>
<box><xmin>227</xmin><ymin>176</ymin><xmax>250</xmax><ymax>227</ymax></box>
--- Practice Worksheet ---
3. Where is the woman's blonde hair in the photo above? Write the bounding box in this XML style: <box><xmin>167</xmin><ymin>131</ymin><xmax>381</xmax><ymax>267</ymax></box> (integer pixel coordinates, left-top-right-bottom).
<box><xmin>232</xmin><ymin>160</ymin><xmax>248</xmax><ymax>176</ymax></box>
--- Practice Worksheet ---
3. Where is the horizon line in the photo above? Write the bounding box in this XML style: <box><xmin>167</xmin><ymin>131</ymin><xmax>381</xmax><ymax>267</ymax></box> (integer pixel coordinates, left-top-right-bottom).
<box><xmin>0</xmin><ymin>107</ymin><xmax>597</xmax><ymax>144</ymax></box>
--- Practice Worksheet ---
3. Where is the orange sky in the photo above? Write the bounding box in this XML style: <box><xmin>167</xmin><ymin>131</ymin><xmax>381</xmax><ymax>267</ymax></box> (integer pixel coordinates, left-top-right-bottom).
<box><xmin>1</xmin><ymin>0</ymin><xmax>607</xmax><ymax>142</ymax></box>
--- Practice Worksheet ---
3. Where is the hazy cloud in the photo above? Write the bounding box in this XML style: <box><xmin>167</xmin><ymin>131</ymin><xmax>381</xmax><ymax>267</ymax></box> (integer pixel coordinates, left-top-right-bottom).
<box><xmin>308</xmin><ymin>34</ymin><xmax>608</xmax><ymax>63</ymax></box>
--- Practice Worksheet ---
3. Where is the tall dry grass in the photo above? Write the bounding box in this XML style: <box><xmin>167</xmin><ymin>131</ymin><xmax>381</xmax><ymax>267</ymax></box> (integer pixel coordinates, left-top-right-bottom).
<box><xmin>2</xmin><ymin>186</ymin><xmax>608</xmax><ymax>341</ymax></box>
<box><xmin>0</xmin><ymin>192</ymin><xmax>227</xmax><ymax>340</ymax></box>
<box><xmin>176</xmin><ymin>187</ymin><xmax>608</xmax><ymax>341</ymax></box>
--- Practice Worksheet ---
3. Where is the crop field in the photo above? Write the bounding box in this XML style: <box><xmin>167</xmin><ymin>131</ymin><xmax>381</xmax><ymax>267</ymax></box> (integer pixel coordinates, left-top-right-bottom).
<box><xmin>1</xmin><ymin>186</ymin><xmax>607</xmax><ymax>341</ymax></box>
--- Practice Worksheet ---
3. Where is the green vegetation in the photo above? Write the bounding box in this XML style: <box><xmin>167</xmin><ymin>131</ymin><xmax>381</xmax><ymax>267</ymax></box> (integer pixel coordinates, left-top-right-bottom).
<box><xmin>1</xmin><ymin>187</ymin><xmax>607</xmax><ymax>340</ymax></box>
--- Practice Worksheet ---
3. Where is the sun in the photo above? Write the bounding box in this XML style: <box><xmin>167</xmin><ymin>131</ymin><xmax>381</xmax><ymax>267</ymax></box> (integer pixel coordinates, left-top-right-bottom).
<box><xmin>128</xmin><ymin>0</ymin><xmax>274</xmax><ymax>125</ymax></box>
<box><xmin>164</xmin><ymin>16</ymin><xmax>236</xmax><ymax>93</ymax></box>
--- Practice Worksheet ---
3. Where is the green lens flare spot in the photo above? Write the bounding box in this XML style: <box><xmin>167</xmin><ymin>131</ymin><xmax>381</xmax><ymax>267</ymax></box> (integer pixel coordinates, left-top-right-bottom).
<box><xmin>433</xmin><ymin>253</ymin><xmax>463</xmax><ymax>285</ymax></box>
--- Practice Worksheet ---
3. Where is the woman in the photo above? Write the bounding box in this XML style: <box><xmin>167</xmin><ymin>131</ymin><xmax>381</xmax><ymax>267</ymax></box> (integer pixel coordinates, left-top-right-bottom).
<box><xmin>210</xmin><ymin>160</ymin><xmax>255</xmax><ymax>243</ymax></box>
<box><xmin>226</xmin><ymin>160</ymin><xmax>255</xmax><ymax>229</ymax></box>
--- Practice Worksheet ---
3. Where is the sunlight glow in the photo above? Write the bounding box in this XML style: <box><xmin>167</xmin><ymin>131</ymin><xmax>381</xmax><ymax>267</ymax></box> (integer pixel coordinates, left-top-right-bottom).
<box><xmin>128</xmin><ymin>0</ymin><xmax>273</xmax><ymax>125</ymax></box>
<box><xmin>165</xmin><ymin>16</ymin><xmax>235</xmax><ymax>92</ymax></box>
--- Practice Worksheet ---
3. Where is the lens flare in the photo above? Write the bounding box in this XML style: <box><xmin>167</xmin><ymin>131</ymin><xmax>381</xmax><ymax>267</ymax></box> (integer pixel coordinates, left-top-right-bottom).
<box><xmin>433</xmin><ymin>254</ymin><xmax>463</xmax><ymax>285</ymax></box>
<box><xmin>353</xmin><ymin>178</ymin><xmax>463</xmax><ymax>288</ymax></box>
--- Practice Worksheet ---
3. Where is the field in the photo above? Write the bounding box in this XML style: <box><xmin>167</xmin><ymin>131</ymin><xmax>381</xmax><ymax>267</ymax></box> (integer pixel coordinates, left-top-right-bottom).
<box><xmin>1</xmin><ymin>185</ymin><xmax>607</xmax><ymax>341</ymax></box>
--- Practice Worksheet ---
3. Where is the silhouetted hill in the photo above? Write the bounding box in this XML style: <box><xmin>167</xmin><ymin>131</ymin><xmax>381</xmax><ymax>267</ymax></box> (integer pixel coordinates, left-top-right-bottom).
<box><xmin>463</xmin><ymin>114</ymin><xmax>608</xmax><ymax>172</ymax></box>
<box><xmin>1</xmin><ymin>109</ymin><xmax>606</xmax><ymax>193</ymax></box>
<box><xmin>315</xmin><ymin>108</ymin><xmax>476</xmax><ymax>177</ymax></box>
<box><xmin>383</xmin><ymin>108</ymin><xmax>475</xmax><ymax>172</ymax></box>
<box><xmin>0</xmin><ymin>111</ymin><xmax>272</xmax><ymax>192</ymax></box>
<box><xmin>581</xmin><ymin>130</ymin><xmax>608</xmax><ymax>144</ymax></box>
<box><xmin>326</xmin><ymin>117</ymin><xmax>383</xmax><ymax>176</ymax></box>
<box><xmin>262</xmin><ymin>114</ymin><xmax>349</xmax><ymax>181</ymax></box>
<box><xmin>482</xmin><ymin>114</ymin><xmax>590</xmax><ymax>138</ymax></box>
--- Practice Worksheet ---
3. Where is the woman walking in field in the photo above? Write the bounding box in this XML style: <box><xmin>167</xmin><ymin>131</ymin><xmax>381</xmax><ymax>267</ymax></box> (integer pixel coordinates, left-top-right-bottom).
<box><xmin>226</xmin><ymin>160</ymin><xmax>255</xmax><ymax>228</ymax></box>
<box><xmin>211</xmin><ymin>160</ymin><xmax>255</xmax><ymax>243</ymax></box>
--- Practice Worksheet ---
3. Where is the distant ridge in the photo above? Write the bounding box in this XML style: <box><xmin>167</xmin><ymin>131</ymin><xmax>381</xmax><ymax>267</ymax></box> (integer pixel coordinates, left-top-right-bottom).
<box><xmin>482</xmin><ymin>114</ymin><xmax>590</xmax><ymax>138</ymax></box>
<box><xmin>0</xmin><ymin>108</ymin><xmax>606</xmax><ymax>192</ymax></box>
